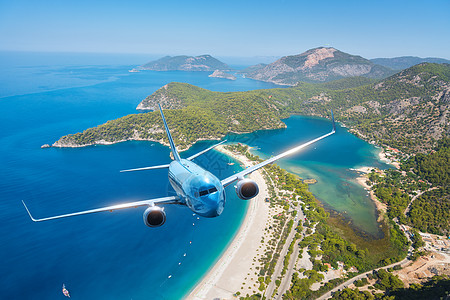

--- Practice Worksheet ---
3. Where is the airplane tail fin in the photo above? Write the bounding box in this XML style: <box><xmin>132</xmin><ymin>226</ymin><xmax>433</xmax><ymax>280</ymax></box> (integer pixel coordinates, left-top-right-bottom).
<box><xmin>159</xmin><ymin>104</ymin><xmax>181</xmax><ymax>161</ymax></box>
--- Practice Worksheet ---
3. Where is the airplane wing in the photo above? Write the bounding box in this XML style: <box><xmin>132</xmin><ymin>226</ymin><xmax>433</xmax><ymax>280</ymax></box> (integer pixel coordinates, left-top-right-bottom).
<box><xmin>22</xmin><ymin>196</ymin><xmax>180</xmax><ymax>222</ymax></box>
<box><xmin>221</xmin><ymin>112</ymin><xmax>336</xmax><ymax>188</ymax></box>
<box><xmin>186</xmin><ymin>140</ymin><xmax>227</xmax><ymax>161</ymax></box>
<box><xmin>120</xmin><ymin>164</ymin><xmax>170</xmax><ymax>173</ymax></box>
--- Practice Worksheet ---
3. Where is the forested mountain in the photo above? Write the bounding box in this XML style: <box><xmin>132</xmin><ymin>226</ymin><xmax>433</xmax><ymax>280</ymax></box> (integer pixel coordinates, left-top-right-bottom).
<box><xmin>367</xmin><ymin>138</ymin><xmax>449</xmax><ymax>236</ymax></box>
<box><xmin>55</xmin><ymin>63</ymin><xmax>449</xmax><ymax>154</ymax></box>
<box><xmin>240</xmin><ymin>47</ymin><xmax>394</xmax><ymax>85</ymax></box>
<box><xmin>54</xmin><ymin>83</ymin><xmax>287</xmax><ymax>150</ymax></box>
<box><xmin>371</xmin><ymin>56</ymin><xmax>450</xmax><ymax>70</ymax></box>
<box><xmin>289</xmin><ymin>63</ymin><xmax>450</xmax><ymax>153</ymax></box>
<box><xmin>133</xmin><ymin>55</ymin><xmax>230</xmax><ymax>72</ymax></box>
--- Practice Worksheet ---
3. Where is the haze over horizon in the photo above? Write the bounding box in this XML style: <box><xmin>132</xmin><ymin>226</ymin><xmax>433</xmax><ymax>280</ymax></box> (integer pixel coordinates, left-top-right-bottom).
<box><xmin>0</xmin><ymin>0</ymin><xmax>449</xmax><ymax>61</ymax></box>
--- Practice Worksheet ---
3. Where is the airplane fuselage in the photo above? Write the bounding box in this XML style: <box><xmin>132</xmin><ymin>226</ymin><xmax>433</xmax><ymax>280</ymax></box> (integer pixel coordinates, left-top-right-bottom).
<box><xmin>168</xmin><ymin>159</ymin><xmax>225</xmax><ymax>217</ymax></box>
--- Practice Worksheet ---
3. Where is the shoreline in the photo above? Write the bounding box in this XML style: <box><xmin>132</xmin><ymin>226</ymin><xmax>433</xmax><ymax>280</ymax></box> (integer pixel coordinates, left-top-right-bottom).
<box><xmin>351</xmin><ymin>146</ymin><xmax>401</xmax><ymax>219</ymax></box>
<box><xmin>49</xmin><ymin>137</ymin><xmax>224</xmax><ymax>152</ymax></box>
<box><xmin>187</xmin><ymin>145</ymin><xmax>271</xmax><ymax>299</ymax></box>
<box><xmin>352</xmin><ymin>166</ymin><xmax>387</xmax><ymax>219</ymax></box>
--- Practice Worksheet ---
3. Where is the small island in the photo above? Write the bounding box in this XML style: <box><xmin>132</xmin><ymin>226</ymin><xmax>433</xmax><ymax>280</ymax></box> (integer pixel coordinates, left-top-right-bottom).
<box><xmin>208</xmin><ymin>70</ymin><xmax>236</xmax><ymax>80</ymax></box>
<box><xmin>303</xmin><ymin>178</ymin><xmax>317</xmax><ymax>184</ymax></box>
<box><xmin>133</xmin><ymin>54</ymin><xmax>230</xmax><ymax>72</ymax></box>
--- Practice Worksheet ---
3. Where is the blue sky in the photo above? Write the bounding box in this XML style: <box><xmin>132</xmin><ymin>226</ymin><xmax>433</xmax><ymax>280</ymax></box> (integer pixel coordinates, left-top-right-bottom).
<box><xmin>0</xmin><ymin>0</ymin><xmax>449</xmax><ymax>59</ymax></box>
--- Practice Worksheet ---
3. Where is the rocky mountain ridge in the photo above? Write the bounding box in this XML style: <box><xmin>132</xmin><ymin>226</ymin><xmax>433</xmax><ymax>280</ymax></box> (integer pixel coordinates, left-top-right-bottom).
<box><xmin>241</xmin><ymin>47</ymin><xmax>394</xmax><ymax>85</ymax></box>
<box><xmin>371</xmin><ymin>56</ymin><xmax>450</xmax><ymax>70</ymax></box>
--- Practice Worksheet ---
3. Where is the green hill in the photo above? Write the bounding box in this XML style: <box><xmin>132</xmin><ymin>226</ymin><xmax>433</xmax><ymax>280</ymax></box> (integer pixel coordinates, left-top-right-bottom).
<box><xmin>54</xmin><ymin>83</ymin><xmax>287</xmax><ymax>150</ymax></box>
<box><xmin>55</xmin><ymin>63</ymin><xmax>449</xmax><ymax>154</ymax></box>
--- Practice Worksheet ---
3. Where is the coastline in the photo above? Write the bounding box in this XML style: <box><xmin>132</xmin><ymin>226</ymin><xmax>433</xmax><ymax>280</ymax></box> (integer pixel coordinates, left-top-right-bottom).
<box><xmin>50</xmin><ymin>137</ymin><xmax>224</xmax><ymax>152</ymax></box>
<box><xmin>353</xmin><ymin>169</ymin><xmax>387</xmax><ymax>220</ymax></box>
<box><xmin>351</xmin><ymin>146</ymin><xmax>401</xmax><ymax>220</ymax></box>
<box><xmin>187</xmin><ymin>145</ymin><xmax>271</xmax><ymax>299</ymax></box>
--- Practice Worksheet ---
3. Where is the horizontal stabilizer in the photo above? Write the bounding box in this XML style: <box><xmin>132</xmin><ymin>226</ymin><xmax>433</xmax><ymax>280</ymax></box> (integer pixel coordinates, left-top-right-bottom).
<box><xmin>120</xmin><ymin>164</ymin><xmax>170</xmax><ymax>173</ymax></box>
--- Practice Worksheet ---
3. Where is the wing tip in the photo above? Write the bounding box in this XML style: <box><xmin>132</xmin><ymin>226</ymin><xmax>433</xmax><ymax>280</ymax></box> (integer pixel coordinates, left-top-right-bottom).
<box><xmin>22</xmin><ymin>200</ymin><xmax>38</xmax><ymax>222</ymax></box>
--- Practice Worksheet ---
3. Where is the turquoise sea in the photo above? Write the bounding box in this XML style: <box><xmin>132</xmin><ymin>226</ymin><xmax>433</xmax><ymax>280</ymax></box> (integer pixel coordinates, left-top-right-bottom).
<box><xmin>0</xmin><ymin>52</ymin><xmax>388</xmax><ymax>299</ymax></box>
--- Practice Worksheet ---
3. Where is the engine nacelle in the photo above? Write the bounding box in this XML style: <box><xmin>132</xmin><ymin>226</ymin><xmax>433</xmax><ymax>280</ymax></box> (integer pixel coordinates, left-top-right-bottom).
<box><xmin>143</xmin><ymin>206</ymin><xmax>166</xmax><ymax>227</ymax></box>
<box><xmin>235</xmin><ymin>178</ymin><xmax>259</xmax><ymax>200</ymax></box>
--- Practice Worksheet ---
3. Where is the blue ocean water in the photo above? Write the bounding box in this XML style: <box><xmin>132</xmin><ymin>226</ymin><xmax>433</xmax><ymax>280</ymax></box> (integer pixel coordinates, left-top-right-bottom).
<box><xmin>0</xmin><ymin>52</ymin><xmax>388</xmax><ymax>299</ymax></box>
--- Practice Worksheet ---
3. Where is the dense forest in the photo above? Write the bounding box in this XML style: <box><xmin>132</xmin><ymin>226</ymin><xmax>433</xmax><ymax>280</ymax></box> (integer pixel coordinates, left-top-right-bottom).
<box><xmin>330</xmin><ymin>275</ymin><xmax>450</xmax><ymax>300</ymax></box>
<box><xmin>368</xmin><ymin>138</ymin><xmax>449</xmax><ymax>235</ymax></box>
<box><xmin>402</xmin><ymin>137</ymin><xmax>449</xmax><ymax>187</ymax></box>
<box><xmin>55</xmin><ymin>83</ymin><xmax>288</xmax><ymax>149</ymax></box>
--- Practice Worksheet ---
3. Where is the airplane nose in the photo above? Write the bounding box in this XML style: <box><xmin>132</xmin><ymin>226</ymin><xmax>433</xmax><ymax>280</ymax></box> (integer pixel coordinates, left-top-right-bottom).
<box><xmin>203</xmin><ymin>203</ymin><xmax>221</xmax><ymax>217</ymax></box>
<box><xmin>202</xmin><ymin>195</ymin><xmax>224</xmax><ymax>217</ymax></box>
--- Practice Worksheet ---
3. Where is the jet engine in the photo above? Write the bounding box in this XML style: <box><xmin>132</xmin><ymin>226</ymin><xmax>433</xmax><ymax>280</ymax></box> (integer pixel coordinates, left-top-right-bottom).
<box><xmin>143</xmin><ymin>206</ymin><xmax>166</xmax><ymax>227</ymax></box>
<box><xmin>235</xmin><ymin>178</ymin><xmax>259</xmax><ymax>200</ymax></box>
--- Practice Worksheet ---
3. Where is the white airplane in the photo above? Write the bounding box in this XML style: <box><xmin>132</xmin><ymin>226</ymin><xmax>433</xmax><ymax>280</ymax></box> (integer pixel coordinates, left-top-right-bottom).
<box><xmin>23</xmin><ymin>105</ymin><xmax>336</xmax><ymax>227</ymax></box>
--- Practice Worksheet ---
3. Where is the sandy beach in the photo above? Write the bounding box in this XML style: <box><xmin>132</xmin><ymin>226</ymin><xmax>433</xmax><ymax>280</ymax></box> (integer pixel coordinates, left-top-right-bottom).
<box><xmin>352</xmin><ymin>167</ymin><xmax>387</xmax><ymax>218</ymax></box>
<box><xmin>187</xmin><ymin>145</ymin><xmax>271</xmax><ymax>299</ymax></box>
<box><xmin>378</xmin><ymin>148</ymin><xmax>400</xmax><ymax>169</ymax></box>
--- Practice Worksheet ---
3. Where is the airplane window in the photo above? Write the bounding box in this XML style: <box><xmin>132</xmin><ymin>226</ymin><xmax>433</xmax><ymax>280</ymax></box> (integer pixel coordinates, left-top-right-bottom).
<box><xmin>209</xmin><ymin>187</ymin><xmax>217</xmax><ymax>193</ymax></box>
<box><xmin>199</xmin><ymin>190</ymin><xmax>208</xmax><ymax>196</ymax></box>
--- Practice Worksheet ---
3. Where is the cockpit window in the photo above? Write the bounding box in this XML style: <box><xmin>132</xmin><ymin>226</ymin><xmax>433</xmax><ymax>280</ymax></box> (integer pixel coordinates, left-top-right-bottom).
<box><xmin>198</xmin><ymin>187</ymin><xmax>218</xmax><ymax>197</ymax></box>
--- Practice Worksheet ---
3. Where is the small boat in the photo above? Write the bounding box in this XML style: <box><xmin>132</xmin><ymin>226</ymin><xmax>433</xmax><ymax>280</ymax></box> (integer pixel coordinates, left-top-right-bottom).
<box><xmin>227</xmin><ymin>162</ymin><xmax>235</xmax><ymax>165</ymax></box>
<box><xmin>62</xmin><ymin>284</ymin><xmax>70</xmax><ymax>298</ymax></box>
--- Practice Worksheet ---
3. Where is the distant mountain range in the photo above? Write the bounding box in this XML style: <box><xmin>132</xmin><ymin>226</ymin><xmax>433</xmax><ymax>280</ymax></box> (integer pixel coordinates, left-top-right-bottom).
<box><xmin>240</xmin><ymin>47</ymin><xmax>395</xmax><ymax>85</ymax></box>
<box><xmin>131</xmin><ymin>49</ymin><xmax>449</xmax><ymax>87</ymax></box>
<box><xmin>370</xmin><ymin>56</ymin><xmax>450</xmax><ymax>70</ymax></box>
<box><xmin>133</xmin><ymin>55</ymin><xmax>230</xmax><ymax>72</ymax></box>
